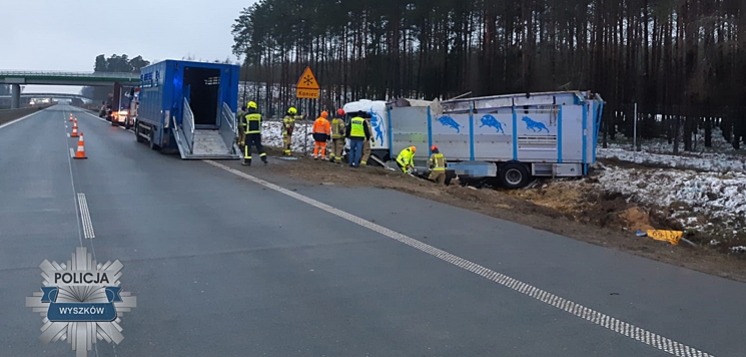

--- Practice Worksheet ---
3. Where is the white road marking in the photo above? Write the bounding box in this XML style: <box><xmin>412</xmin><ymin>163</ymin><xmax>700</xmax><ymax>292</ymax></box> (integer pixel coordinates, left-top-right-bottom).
<box><xmin>0</xmin><ymin>109</ymin><xmax>46</xmax><ymax>130</ymax></box>
<box><xmin>69</xmin><ymin>148</ymin><xmax>75</xmax><ymax>158</ymax></box>
<box><xmin>77</xmin><ymin>193</ymin><xmax>95</xmax><ymax>239</ymax></box>
<box><xmin>62</xmin><ymin>111</ymin><xmax>84</xmax><ymax>247</ymax></box>
<box><xmin>204</xmin><ymin>159</ymin><xmax>718</xmax><ymax>357</ymax></box>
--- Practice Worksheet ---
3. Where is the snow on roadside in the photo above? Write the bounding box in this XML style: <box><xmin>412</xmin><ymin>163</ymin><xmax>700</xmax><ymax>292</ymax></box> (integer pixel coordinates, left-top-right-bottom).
<box><xmin>261</xmin><ymin>121</ymin><xmax>315</xmax><ymax>153</ymax></box>
<box><xmin>590</xmin><ymin>165</ymin><xmax>746</xmax><ymax>240</ymax></box>
<box><xmin>597</xmin><ymin>147</ymin><xmax>746</xmax><ymax>173</ymax></box>
<box><xmin>604</xmin><ymin>127</ymin><xmax>739</xmax><ymax>154</ymax></box>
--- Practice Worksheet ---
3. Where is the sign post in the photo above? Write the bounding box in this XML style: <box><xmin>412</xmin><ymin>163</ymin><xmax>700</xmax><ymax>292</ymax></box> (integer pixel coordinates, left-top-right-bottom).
<box><xmin>296</xmin><ymin>67</ymin><xmax>320</xmax><ymax>155</ymax></box>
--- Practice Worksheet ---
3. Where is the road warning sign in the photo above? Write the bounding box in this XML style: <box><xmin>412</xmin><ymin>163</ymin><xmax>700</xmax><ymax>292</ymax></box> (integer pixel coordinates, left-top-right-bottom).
<box><xmin>296</xmin><ymin>67</ymin><xmax>319</xmax><ymax>99</ymax></box>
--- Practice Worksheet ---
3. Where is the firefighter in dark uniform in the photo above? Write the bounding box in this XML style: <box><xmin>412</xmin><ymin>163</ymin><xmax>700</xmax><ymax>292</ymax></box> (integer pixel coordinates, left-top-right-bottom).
<box><xmin>241</xmin><ymin>101</ymin><xmax>268</xmax><ymax>166</ymax></box>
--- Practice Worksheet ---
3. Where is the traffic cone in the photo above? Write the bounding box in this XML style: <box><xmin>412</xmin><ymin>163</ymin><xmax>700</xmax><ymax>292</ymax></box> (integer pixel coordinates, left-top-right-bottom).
<box><xmin>71</xmin><ymin>121</ymin><xmax>79</xmax><ymax>137</ymax></box>
<box><xmin>74</xmin><ymin>133</ymin><xmax>87</xmax><ymax>159</ymax></box>
<box><xmin>69</xmin><ymin>114</ymin><xmax>73</xmax><ymax>122</ymax></box>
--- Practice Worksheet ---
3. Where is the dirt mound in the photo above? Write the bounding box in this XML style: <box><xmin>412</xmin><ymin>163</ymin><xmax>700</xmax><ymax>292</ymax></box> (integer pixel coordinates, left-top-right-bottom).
<box><xmin>619</xmin><ymin>207</ymin><xmax>655</xmax><ymax>231</ymax></box>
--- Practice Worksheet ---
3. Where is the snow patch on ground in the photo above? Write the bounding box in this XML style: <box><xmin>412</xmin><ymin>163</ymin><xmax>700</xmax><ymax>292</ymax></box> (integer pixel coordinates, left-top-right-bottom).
<box><xmin>261</xmin><ymin>121</ymin><xmax>315</xmax><ymax>153</ymax></box>
<box><xmin>590</xmin><ymin>164</ymin><xmax>746</xmax><ymax>239</ymax></box>
<box><xmin>597</xmin><ymin>148</ymin><xmax>746</xmax><ymax>173</ymax></box>
<box><xmin>604</xmin><ymin>127</ymin><xmax>739</xmax><ymax>154</ymax></box>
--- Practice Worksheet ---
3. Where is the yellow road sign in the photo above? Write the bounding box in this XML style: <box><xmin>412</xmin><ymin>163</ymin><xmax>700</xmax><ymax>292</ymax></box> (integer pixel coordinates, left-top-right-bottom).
<box><xmin>296</xmin><ymin>88</ymin><xmax>319</xmax><ymax>99</ymax></box>
<box><xmin>296</xmin><ymin>67</ymin><xmax>319</xmax><ymax>89</ymax></box>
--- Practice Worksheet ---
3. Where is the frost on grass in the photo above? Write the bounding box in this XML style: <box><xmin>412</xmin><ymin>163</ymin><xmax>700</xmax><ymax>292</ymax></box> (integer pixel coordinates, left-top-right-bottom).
<box><xmin>597</xmin><ymin>127</ymin><xmax>746</xmax><ymax>173</ymax></box>
<box><xmin>597</xmin><ymin>148</ymin><xmax>746</xmax><ymax>173</ymax></box>
<box><xmin>591</xmin><ymin>165</ymin><xmax>746</xmax><ymax>240</ymax></box>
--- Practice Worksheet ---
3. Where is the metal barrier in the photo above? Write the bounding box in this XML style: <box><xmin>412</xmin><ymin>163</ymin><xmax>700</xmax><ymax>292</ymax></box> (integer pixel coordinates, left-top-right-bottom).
<box><xmin>182</xmin><ymin>98</ymin><xmax>195</xmax><ymax>154</ymax></box>
<box><xmin>219</xmin><ymin>102</ymin><xmax>237</xmax><ymax>155</ymax></box>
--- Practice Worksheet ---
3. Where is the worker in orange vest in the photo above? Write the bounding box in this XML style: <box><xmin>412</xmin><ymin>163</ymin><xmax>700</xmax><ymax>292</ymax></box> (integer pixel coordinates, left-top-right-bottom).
<box><xmin>312</xmin><ymin>111</ymin><xmax>331</xmax><ymax>160</ymax></box>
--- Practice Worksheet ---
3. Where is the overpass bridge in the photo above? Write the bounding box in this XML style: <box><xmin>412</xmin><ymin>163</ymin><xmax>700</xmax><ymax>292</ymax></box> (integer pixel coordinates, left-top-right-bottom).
<box><xmin>1</xmin><ymin>70</ymin><xmax>140</xmax><ymax>108</ymax></box>
<box><xmin>0</xmin><ymin>93</ymin><xmax>93</xmax><ymax>100</ymax></box>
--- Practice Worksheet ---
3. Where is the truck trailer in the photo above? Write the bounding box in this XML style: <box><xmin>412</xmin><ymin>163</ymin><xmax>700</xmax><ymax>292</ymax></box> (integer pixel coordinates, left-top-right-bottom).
<box><xmin>344</xmin><ymin>91</ymin><xmax>604</xmax><ymax>188</ymax></box>
<box><xmin>135</xmin><ymin>60</ymin><xmax>241</xmax><ymax>160</ymax></box>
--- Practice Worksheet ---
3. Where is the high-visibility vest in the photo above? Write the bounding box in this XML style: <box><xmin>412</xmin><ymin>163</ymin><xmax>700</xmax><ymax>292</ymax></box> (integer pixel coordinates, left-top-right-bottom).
<box><xmin>396</xmin><ymin>148</ymin><xmax>414</xmax><ymax>167</ymax></box>
<box><xmin>313</xmin><ymin>117</ymin><xmax>331</xmax><ymax>135</ymax></box>
<box><xmin>244</xmin><ymin>113</ymin><xmax>262</xmax><ymax>134</ymax></box>
<box><xmin>331</xmin><ymin>118</ymin><xmax>345</xmax><ymax>139</ymax></box>
<box><xmin>349</xmin><ymin>117</ymin><xmax>365</xmax><ymax>138</ymax></box>
<box><xmin>429</xmin><ymin>153</ymin><xmax>446</xmax><ymax>171</ymax></box>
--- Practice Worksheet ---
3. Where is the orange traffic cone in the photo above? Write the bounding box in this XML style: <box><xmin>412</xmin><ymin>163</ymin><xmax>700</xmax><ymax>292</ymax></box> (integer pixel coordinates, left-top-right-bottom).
<box><xmin>71</xmin><ymin>121</ymin><xmax>79</xmax><ymax>138</ymax></box>
<box><xmin>69</xmin><ymin>114</ymin><xmax>73</xmax><ymax>122</ymax></box>
<box><xmin>74</xmin><ymin>133</ymin><xmax>87</xmax><ymax>159</ymax></box>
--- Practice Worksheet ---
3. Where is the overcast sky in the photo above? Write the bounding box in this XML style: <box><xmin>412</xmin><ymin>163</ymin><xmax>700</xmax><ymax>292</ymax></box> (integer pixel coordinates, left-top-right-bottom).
<box><xmin>0</xmin><ymin>0</ymin><xmax>254</xmax><ymax>94</ymax></box>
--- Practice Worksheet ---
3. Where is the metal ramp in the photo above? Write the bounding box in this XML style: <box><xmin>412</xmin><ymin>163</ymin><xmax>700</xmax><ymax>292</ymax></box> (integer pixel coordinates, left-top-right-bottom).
<box><xmin>173</xmin><ymin>100</ymin><xmax>241</xmax><ymax>160</ymax></box>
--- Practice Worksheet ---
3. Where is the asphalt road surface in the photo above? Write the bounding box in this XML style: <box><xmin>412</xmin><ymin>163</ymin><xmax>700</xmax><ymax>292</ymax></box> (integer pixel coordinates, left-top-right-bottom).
<box><xmin>0</xmin><ymin>105</ymin><xmax>743</xmax><ymax>357</ymax></box>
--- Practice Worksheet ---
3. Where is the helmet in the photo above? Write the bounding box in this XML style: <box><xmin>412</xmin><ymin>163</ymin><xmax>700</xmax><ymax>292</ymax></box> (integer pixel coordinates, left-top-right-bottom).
<box><xmin>410</xmin><ymin>146</ymin><xmax>417</xmax><ymax>153</ymax></box>
<box><xmin>288</xmin><ymin>107</ymin><xmax>297</xmax><ymax>115</ymax></box>
<box><xmin>337</xmin><ymin>108</ymin><xmax>345</xmax><ymax>116</ymax></box>
<box><xmin>247</xmin><ymin>101</ymin><xmax>258</xmax><ymax>109</ymax></box>
<box><xmin>321</xmin><ymin>111</ymin><xmax>328</xmax><ymax>118</ymax></box>
<box><xmin>430</xmin><ymin>145</ymin><xmax>438</xmax><ymax>151</ymax></box>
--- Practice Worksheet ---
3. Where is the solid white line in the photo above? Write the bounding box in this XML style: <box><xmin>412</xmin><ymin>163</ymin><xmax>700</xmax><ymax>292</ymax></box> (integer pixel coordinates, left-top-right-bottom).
<box><xmin>0</xmin><ymin>109</ymin><xmax>46</xmax><ymax>130</ymax></box>
<box><xmin>204</xmin><ymin>159</ymin><xmax>717</xmax><ymax>357</ymax></box>
<box><xmin>77</xmin><ymin>193</ymin><xmax>95</xmax><ymax>239</ymax></box>
<box><xmin>63</xmin><ymin>111</ymin><xmax>84</xmax><ymax>247</ymax></box>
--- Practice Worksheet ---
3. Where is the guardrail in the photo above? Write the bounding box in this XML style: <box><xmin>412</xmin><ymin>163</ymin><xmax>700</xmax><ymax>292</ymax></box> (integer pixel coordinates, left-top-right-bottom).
<box><xmin>182</xmin><ymin>99</ymin><xmax>195</xmax><ymax>154</ymax></box>
<box><xmin>0</xmin><ymin>105</ymin><xmax>53</xmax><ymax>125</ymax></box>
<box><xmin>0</xmin><ymin>70</ymin><xmax>140</xmax><ymax>79</ymax></box>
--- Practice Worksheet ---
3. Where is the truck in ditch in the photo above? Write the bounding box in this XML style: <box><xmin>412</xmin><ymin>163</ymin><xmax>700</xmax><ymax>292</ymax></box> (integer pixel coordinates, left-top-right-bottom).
<box><xmin>135</xmin><ymin>60</ymin><xmax>241</xmax><ymax>159</ymax></box>
<box><xmin>343</xmin><ymin>91</ymin><xmax>605</xmax><ymax>188</ymax></box>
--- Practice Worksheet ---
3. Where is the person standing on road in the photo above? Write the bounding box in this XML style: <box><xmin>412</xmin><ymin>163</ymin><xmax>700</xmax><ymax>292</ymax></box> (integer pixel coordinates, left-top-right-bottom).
<box><xmin>242</xmin><ymin>101</ymin><xmax>268</xmax><ymax>166</ymax></box>
<box><xmin>360</xmin><ymin>114</ymin><xmax>374</xmax><ymax>166</ymax></box>
<box><xmin>329</xmin><ymin>109</ymin><xmax>346</xmax><ymax>164</ymax></box>
<box><xmin>427</xmin><ymin>145</ymin><xmax>447</xmax><ymax>185</ymax></box>
<box><xmin>396</xmin><ymin>146</ymin><xmax>417</xmax><ymax>173</ymax></box>
<box><xmin>312</xmin><ymin>111</ymin><xmax>331</xmax><ymax>160</ymax></box>
<box><xmin>345</xmin><ymin>111</ymin><xmax>370</xmax><ymax>168</ymax></box>
<box><xmin>236</xmin><ymin>104</ymin><xmax>247</xmax><ymax>149</ymax></box>
<box><xmin>282</xmin><ymin>107</ymin><xmax>302</xmax><ymax>156</ymax></box>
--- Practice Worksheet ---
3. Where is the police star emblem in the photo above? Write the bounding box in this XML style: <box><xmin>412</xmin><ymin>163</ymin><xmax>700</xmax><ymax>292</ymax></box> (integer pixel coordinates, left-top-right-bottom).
<box><xmin>26</xmin><ymin>247</ymin><xmax>136</xmax><ymax>357</ymax></box>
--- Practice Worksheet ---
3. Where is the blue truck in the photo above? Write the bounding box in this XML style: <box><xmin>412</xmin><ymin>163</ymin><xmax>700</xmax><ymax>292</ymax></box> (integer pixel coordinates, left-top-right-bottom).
<box><xmin>135</xmin><ymin>60</ymin><xmax>241</xmax><ymax>159</ymax></box>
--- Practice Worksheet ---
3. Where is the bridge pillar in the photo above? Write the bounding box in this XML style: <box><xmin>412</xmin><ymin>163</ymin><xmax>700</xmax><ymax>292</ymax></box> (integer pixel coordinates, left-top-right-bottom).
<box><xmin>11</xmin><ymin>84</ymin><xmax>21</xmax><ymax>109</ymax></box>
<box><xmin>112</xmin><ymin>82</ymin><xmax>121</xmax><ymax>110</ymax></box>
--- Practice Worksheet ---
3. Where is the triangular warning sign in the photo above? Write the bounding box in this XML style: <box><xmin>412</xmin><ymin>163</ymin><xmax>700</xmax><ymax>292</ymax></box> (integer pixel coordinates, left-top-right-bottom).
<box><xmin>296</xmin><ymin>67</ymin><xmax>319</xmax><ymax>89</ymax></box>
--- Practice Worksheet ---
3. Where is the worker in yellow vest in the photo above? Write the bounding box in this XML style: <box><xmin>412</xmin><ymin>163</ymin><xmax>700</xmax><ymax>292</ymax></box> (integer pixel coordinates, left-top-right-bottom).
<box><xmin>329</xmin><ymin>108</ymin><xmax>346</xmax><ymax>164</ymax></box>
<box><xmin>346</xmin><ymin>111</ymin><xmax>371</xmax><ymax>167</ymax></box>
<box><xmin>396</xmin><ymin>146</ymin><xmax>416</xmax><ymax>173</ymax></box>
<box><xmin>428</xmin><ymin>145</ymin><xmax>447</xmax><ymax>185</ymax></box>
<box><xmin>282</xmin><ymin>107</ymin><xmax>303</xmax><ymax>156</ymax></box>
<box><xmin>241</xmin><ymin>101</ymin><xmax>268</xmax><ymax>166</ymax></box>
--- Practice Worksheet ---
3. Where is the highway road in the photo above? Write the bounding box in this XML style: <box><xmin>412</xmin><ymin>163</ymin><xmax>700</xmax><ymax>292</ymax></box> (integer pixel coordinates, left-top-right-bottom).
<box><xmin>0</xmin><ymin>105</ymin><xmax>743</xmax><ymax>357</ymax></box>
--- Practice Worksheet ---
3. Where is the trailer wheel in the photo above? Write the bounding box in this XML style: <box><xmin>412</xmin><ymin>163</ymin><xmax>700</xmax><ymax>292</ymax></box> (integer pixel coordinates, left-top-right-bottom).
<box><xmin>135</xmin><ymin>123</ymin><xmax>145</xmax><ymax>143</ymax></box>
<box><xmin>149</xmin><ymin>131</ymin><xmax>160</xmax><ymax>151</ymax></box>
<box><xmin>498</xmin><ymin>163</ymin><xmax>531</xmax><ymax>189</ymax></box>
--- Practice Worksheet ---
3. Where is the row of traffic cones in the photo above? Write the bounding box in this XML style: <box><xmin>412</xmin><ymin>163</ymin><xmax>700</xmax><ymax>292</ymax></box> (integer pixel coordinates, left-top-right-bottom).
<box><xmin>69</xmin><ymin>115</ymin><xmax>87</xmax><ymax>159</ymax></box>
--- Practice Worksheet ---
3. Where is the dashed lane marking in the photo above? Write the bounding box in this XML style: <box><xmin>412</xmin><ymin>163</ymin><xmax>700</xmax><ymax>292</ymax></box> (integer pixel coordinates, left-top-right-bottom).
<box><xmin>204</xmin><ymin>159</ymin><xmax>717</xmax><ymax>357</ymax></box>
<box><xmin>77</xmin><ymin>193</ymin><xmax>95</xmax><ymax>239</ymax></box>
<box><xmin>69</xmin><ymin>148</ymin><xmax>74</xmax><ymax>158</ymax></box>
